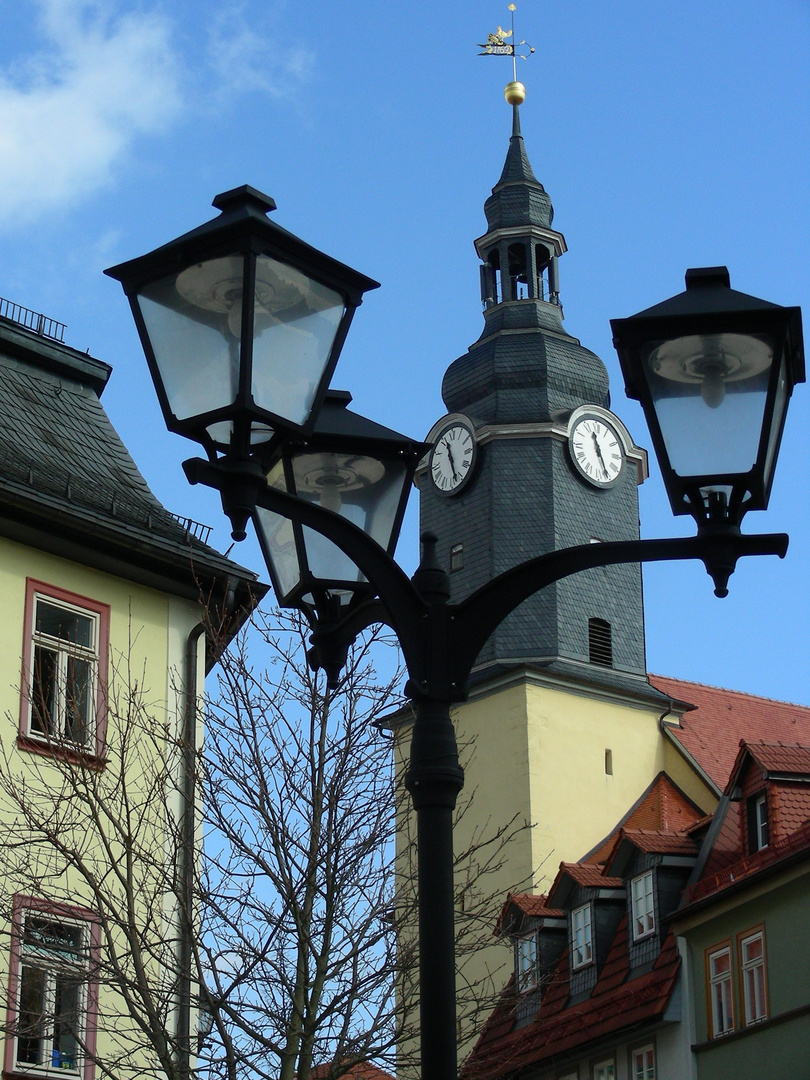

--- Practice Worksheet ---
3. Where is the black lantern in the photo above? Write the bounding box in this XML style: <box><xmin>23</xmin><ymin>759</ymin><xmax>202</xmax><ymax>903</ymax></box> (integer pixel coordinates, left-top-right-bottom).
<box><xmin>105</xmin><ymin>186</ymin><xmax>379</xmax><ymax>459</ymax></box>
<box><xmin>611</xmin><ymin>267</ymin><xmax>804</xmax><ymax>526</ymax></box>
<box><xmin>253</xmin><ymin>390</ymin><xmax>428</xmax><ymax>618</ymax></box>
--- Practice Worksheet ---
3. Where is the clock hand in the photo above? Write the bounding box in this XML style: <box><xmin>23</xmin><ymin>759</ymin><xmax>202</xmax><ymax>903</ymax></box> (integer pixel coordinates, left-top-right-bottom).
<box><xmin>444</xmin><ymin>439</ymin><xmax>458</xmax><ymax>481</ymax></box>
<box><xmin>592</xmin><ymin>431</ymin><xmax>609</xmax><ymax>478</ymax></box>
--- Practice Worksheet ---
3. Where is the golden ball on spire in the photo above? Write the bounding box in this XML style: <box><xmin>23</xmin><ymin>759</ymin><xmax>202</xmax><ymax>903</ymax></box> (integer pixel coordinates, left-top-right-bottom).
<box><xmin>504</xmin><ymin>80</ymin><xmax>526</xmax><ymax>106</ymax></box>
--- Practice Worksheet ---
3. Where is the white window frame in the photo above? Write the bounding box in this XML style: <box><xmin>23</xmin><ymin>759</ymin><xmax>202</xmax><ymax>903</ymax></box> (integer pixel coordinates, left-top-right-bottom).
<box><xmin>708</xmin><ymin>944</ymin><xmax>734</xmax><ymax>1037</ymax></box>
<box><xmin>5</xmin><ymin>898</ymin><xmax>99</xmax><ymax>1079</ymax></box>
<box><xmin>20</xmin><ymin>581</ymin><xmax>109</xmax><ymax>758</ymax></box>
<box><xmin>631</xmin><ymin>871</ymin><xmax>655</xmax><ymax>941</ymax></box>
<box><xmin>571</xmin><ymin>903</ymin><xmax>593</xmax><ymax>970</ymax></box>
<box><xmin>740</xmin><ymin>930</ymin><xmax>767</xmax><ymax>1025</ymax></box>
<box><xmin>593</xmin><ymin>1059</ymin><xmax>615</xmax><ymax>1080</ymax></box>
<box><xmin>632</xmin><ymin>1043</ymin><xmax>655</xmax><ymax>1079</ymax></box>
<box><xmin>516</xmin><ymin>932</ymin><xmax>539</xmax><ymax>991</ymax></box>
<box><xmin>753</xmin><ymin>794</ymin><xmax>769</xmax><ymax>850</ymax></box>
<box><xmin>29</xmin><ymin>595</ymin><xmax>99</xmax><ymax>747</ymax></box>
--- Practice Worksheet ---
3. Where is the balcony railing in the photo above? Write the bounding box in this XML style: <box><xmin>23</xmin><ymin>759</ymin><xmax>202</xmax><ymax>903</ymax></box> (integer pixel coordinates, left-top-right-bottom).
<box><xmin>0</xmin><ymin>296</ymin><xmax>66</xmax><ymax>342</ymax></box>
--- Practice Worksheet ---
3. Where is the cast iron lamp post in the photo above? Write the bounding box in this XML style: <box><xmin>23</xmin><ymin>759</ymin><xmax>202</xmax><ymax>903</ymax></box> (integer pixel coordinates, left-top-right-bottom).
<box><xmin>107</xmin><ymin>192</ymin><xmax>804</xmax><ymax>1080</ymax></box>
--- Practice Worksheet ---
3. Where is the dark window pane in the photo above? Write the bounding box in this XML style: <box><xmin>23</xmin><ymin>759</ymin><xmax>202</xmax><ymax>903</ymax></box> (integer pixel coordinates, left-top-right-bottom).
<box><xmin>66</xmin><ymin>656</ymin><xmax>92</xmax><ymax>744</ymax></box>
<box><xmin>53</xmin><ymin>975</ymin><xmax>81</xmax><ymax>1069</ymax></box>
<box><xmin>24</xmin><ymin>918</ymin><xmax>83</xmax><ymax>960</ymax></box>
<box><xmin>32</xmin><ymin>645</ymin><xmax>57</xmax><ymax>735</ymax></box>
<box><xmin>35</xmin><ymin>601</ymin><xmax>93</xmax><ymax>648</ymax></box>
<box><xmin>17</xmin><ymin>966</ymin><xmax>46</xmax><ymax>1065</ymax></box>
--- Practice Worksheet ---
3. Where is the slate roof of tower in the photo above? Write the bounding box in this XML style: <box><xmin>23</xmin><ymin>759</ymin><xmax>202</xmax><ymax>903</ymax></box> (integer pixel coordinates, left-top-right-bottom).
<box><xmin>483</xmin><ymin>106</ymin><xmax>553</xmax><ymax>232</ymax></box>
<box><xmin>650</xmin><ymin>674</ymin><xmax>810</xmax><ymax>789</ymax></box>
<box><xmin>0</xmin><ymin>312</ymin><xmax>266</xmax><ymax>629</ymax></box>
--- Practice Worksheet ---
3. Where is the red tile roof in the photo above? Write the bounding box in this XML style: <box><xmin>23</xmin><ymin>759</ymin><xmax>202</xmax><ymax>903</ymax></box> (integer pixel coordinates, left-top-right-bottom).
<box><xmin>464</xmin><ymin>923</ymin><xmax>681</xmax><ymax>1080</ymax></box>
<box><xmin>651</xmin><ymin>675</ymin><xmax>810</xmax><ymax>790</ymax></box>
<box><xmin>682</xmin><ymin>818</ymin><xmax>810</xmax><ymax>908</ymax></box>
<box><xmin>587</xmin><ymin>773</ymin><xmax>706</xmax><ymax>866</ymax></box>
<box><xmin>470</xmin><ymin>773</ymin><xmax>708</xmax><ymax>1078</ymax></box>
<box><xmin>617</xmin><ymin>828</ymin><xmax>699</xmax><ymax>855</ymax></box>
<box><xmin>496</xmin><ymin>893</ymin><xmax>563</xmax><ymax>933</ymax></box>
<box><xmin>738</xmin><ymin>740</ymin><xmax>810</xmax><ymax>778</ymax></box>
<box><xmin>311</xmin><ymin>1064</ymin><xmax>395</xmax><ymax>1080</ymax></box>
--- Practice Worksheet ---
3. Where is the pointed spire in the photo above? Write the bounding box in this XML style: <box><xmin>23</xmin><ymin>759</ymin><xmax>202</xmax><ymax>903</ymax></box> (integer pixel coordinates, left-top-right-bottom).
<box><xmin>494</xmin><ymin>105</ymin><xmax>541</xmax><ymax>188</ymax></box>
<box><xmin>484</xmin><ymin>103</ymin><xmax>553</xmax><ymax>231</ymax></box>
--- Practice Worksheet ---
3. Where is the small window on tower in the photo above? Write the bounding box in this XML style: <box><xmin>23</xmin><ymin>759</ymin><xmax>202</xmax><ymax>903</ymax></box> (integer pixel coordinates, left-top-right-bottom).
<box><xmin>588</xmin><ymin>618</ymin><xmax>613</xmax><ymax>667</ymax></box>
<box><xmin>450</xmin><ymin>543</ymin><xmax>464</xmax><ymax>572</ymax></box>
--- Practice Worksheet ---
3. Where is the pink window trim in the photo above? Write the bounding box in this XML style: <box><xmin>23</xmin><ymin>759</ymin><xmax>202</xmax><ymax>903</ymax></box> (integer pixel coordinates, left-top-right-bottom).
<box><xmin>18</xmin><ymin>579</ymin><xmax>110</xmax><ymax>761</ymax></box>
<box><xmin>3</xmin><ymin>894</ymin><xmax>101</xmax><ymax>1080</ymax></box>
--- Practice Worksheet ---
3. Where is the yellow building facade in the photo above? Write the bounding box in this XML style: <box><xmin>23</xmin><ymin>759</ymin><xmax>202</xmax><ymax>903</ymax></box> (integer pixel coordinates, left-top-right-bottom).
<box><xmin>0</xmin><ymin>306</ymin><xmax>260</xmax><ymax>1080</ymax></box>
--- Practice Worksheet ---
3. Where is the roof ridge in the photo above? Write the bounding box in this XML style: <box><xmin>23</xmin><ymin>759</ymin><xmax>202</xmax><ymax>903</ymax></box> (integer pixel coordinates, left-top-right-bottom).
<box><xmin>651</xmin><ymin>673</ymin><xmax>810</xmax><ymax>711</ymax></box>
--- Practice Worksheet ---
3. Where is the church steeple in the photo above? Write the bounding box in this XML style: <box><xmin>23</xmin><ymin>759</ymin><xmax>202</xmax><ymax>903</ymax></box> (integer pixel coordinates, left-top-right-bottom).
<box><xmin>475</xmin><ymin>104</ymin><xmax>563</xmax><ymax>314</ymax></box>
<box><xmin>441</xmin><ymin>100</ymin><xmax>610</xmax><ymax>429</ymax></box>
<box><xmin>420</xmin><ymin>89</ymin><xmax>650</xmax><ymax>685</ymax></box>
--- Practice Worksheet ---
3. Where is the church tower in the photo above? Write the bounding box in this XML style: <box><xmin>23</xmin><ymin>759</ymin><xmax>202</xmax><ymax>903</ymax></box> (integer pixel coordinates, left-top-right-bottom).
<box><xmin>398</xmin><ymin>88</ymin><xmax>714</xmax><ymax>1067</ymax></box>
<box><xmin>419</xmin><ymin>101</ymin><xmax>651</xmax><ymax>685</ymax></box>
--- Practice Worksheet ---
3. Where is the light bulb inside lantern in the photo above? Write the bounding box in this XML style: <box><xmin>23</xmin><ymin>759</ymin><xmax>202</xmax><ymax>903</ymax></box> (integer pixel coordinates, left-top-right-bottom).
<box><xmin>700</xmin><ymin>368</ymin><xmax>726</xmax><ymax>408</ymax></box>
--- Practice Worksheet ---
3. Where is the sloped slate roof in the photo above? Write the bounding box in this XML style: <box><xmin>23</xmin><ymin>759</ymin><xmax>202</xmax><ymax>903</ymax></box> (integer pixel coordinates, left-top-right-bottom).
<box><xmin>0</xmin><ymin>315</ymin><xmax>266</xmax><ymax>631</ymax></box>
<box><xmin>650</xmin><ymin>674</ymin><xmax>810</xmax><ymax>790</ymax></box>
<box><xmin>0</xmin><ymin>330</ymin><xmax>203</xmax><ymax>548</ymax></box>
<box><xmin>0</xmin><ymin>318</ymin><xmax>261</xmax><ymax>579</ymax></box>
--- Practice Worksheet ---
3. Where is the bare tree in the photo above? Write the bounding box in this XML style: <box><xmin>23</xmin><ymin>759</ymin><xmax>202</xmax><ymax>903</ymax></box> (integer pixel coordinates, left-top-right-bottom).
<box><xmin>200</xmin><ymin>611</ymin><xmax>406</xmax><ymax>1080</ymax></box>
<box><xmin>0</xmin><ymin>607</ymin><xmax>531</xmax><ymax>1080</ymax></box>
<box><xmin>0</xmin><ymin>631</ymin><xmax>199</xmax><ymax>1080</ymax></box>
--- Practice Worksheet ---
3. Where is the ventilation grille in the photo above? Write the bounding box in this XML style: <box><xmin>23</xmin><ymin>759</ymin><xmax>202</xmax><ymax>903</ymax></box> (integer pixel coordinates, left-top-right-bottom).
<box><xmin>588</xmin><ymin>618</ymin><xmax>613</xmax><ymax>667</ymax></box>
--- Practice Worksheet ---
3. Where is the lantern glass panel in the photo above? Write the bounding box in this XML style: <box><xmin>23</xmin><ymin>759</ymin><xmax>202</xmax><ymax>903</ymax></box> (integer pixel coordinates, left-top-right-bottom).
<box><xmin>763</xmin><ymin>354</ymin><xmax>789</xmax><ymax>491</ymax></box>
<box><xmin>137</xmin><ymin>254</ymin><xmax>244</xmax><ymax>426</ymax></box>
<box><xmin>292</xmin><ymin>450</ymin><xmax>408</xmax><ymax>587</ymax></box>
<box><xmin>255</xmin><ymin>506</ymin><xmax>301</xmax><ymax>600</ymax></box>
<box><xmin>643</xmin><ymin>331</ymin><xmax>774</xmax><ymax>478</ymax></box>
<box><xmin>250</xmin><ymin>254</ymin><xmax>345</xmax><ymax>427</ymax></box>
<box><xmin>255</xmin><ymin>459</ymin><xmax>301</xmax><ymax>599</ymax></box>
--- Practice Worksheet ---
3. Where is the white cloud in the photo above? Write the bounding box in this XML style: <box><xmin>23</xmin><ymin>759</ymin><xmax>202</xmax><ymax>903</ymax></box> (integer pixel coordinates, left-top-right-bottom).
<box><xmin>205</xmin><ymin>3</ymin><xmax>315</xmax><ymax>100</ymax></box>
<box><xmin>0</xmin><ymin>1</ymin><xmax>184</xmax><ymax>227</ymax></box>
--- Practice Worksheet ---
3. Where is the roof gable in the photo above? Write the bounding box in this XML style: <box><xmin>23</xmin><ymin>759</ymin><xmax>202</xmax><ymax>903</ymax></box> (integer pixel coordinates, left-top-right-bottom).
<box><xmin>652</xmin><ymin>674</ymin><xmax>810</xmax><ymax>790</ymax></box>
<box><xmin>586</xmin><ymin>772</ymin><xmax>705</xmax><ymax>867</ymax></box>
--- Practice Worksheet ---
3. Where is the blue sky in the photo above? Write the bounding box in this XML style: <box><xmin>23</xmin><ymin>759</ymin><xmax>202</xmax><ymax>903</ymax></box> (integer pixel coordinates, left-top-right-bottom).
<box><xmin>1</xmin><ymin>0</ymin><xmax>808</xmax><ymax>703</ymax></box>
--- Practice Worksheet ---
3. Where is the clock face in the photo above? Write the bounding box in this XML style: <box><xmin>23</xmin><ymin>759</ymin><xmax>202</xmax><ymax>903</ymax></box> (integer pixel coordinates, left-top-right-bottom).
<box><xmin>569</xmin><ymin>415</ymin><xmax>624</xmax><ymax>487</ymax></box>
<box><xmin>429</xmin><ymin>421</ymin><xmax>477</xmax><ymax>495</ymax></box>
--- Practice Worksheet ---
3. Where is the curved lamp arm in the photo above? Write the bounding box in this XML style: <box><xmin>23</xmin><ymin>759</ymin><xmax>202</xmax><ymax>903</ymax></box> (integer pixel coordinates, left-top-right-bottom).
<box><xmin>450</xmin><ymin>531</ymin><xmax>788</xmax><ymax>687</ymax></box>
<box><xmin>183</xmin><ymin>457</ymin><xmax>427</xmax><ymax>664</ymax></box>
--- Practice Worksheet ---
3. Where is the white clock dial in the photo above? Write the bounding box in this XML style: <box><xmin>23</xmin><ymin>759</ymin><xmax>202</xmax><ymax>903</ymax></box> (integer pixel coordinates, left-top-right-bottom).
<box><xmin>429</xmin><ymin>421</ymin><xmax>477</xmax><ymax>495</ymax></box>
<box><xmin>569</xmin><ymin>416</ymin><xmax>624</xmax><ymax>487</ymax></box>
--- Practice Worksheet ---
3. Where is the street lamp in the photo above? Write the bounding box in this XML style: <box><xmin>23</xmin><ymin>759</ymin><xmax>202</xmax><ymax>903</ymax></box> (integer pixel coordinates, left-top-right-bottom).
<box><xmin>106</xmin><ymin>185</ymin><xmax>379</xmax><ymax>536</ymax></box>
<box><xmin>611</xmin><ymin>266</ymin><xmax>804</xmax><ymax>532</ymax></box>
<box><xmin>108</xmin><ymin>194</ymin><xmax>803</xmax><ymax>1080</ymax></box>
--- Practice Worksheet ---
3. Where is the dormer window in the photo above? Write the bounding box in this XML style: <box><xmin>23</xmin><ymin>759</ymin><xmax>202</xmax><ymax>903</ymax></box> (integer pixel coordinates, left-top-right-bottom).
<box><xmin>571</xmin><ymin>903</ymin><xmax>593</xmax><ymax>969</ymax></box>
<box><xmin>748</xmin><ymin>792</ymin><xmax>769</xmax><ymax>852</ymax></box>
<box><xmin>516</xmin><ymin>932</ymin><xmax>539</xmax><ymax>991</ymax></box>
<box><xmin>631</xmin><ymin>871</ymin><xmax>655</xmax><ymax>941</ymax></box>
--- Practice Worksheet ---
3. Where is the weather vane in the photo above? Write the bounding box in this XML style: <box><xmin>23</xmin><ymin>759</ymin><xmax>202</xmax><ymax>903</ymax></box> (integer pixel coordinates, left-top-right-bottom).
<box><xmin>478</xmin><ymin>3</ymin><xmax>535</xmax><ymax>87</ymax></box>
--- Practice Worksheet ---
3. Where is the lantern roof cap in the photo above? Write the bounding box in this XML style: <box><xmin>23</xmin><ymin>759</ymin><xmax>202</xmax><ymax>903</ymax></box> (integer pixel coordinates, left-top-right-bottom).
<box><xmin>306</xmin><ymin>390</ymin><xmax>430</xmax><ymax>457</ymax></box>
<box><xmin>105</xmin><ymin>186</ymin><xmax>380</xmax><ymax>301</ymax></box>
<box><xmin>629</xmin><ymin>266</ymin><xmax>791</xmax><ymax>321</ymax></box>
